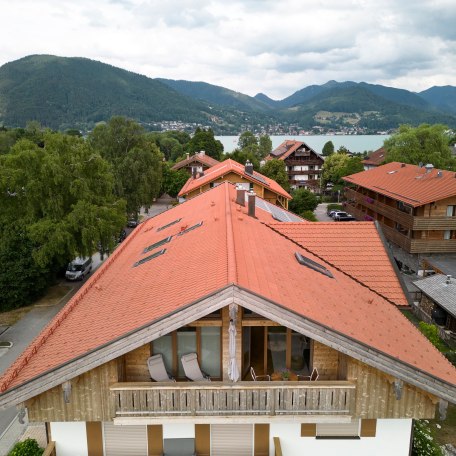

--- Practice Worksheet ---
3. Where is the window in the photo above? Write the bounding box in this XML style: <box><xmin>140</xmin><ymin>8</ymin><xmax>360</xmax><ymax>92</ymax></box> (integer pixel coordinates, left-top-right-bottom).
<box><xmin>157</xmin><ymin>218</ymin><xmax>182</xmax><ymax>232</ymax></box>
<box><xmin>133</xmin><ymin>249</ymin><xmax>166</xmax><ymax>267</ymax></box>
<box><xmin>177</xmin><ymin>221</ymin><xmax>203</xmax><ymax>236</ymax></box>
<box><xmin>447</xmin><ymin>205</ymin><xmax>456</xmax><ymax>217</ymax></box>
<box><xmin>316</xmin><ymin>420</ymin><xmax>360</xmax><ymax>439</ymax></box>
<box><xmin>143</xmin><ymin>236</ymin><xmax>172</xmax><ymax>253</ymax></box>
<box><xmin>249</xmin><ymin>182</ymin><xmax>254</xmax><ymax>191</ymax></box>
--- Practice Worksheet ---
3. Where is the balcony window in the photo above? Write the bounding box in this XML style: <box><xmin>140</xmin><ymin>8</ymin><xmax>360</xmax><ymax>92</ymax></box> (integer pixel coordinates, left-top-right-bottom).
<box><xmin>201</xmin><ymin>327</ymin><xmax>221</xmax><ymax>376</ymax></box>
<box><xmin>397</xmin><ymin>201</ymin><xmax>413</xmax><ymax>214</ymax></box>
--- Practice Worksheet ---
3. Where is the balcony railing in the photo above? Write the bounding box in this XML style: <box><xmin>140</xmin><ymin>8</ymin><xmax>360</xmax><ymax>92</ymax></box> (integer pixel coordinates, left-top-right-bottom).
<box><xmin>110</xmin><ymin>381</ymin><xmax>356</xmax><ymax>418</ymax></box>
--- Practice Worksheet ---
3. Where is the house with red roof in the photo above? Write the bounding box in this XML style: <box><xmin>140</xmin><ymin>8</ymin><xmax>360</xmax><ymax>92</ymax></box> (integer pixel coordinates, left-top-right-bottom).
<box><xmin>172</xmin><ymin>151</ymin><xmax>220</xmax><ymax>176</ymax></box>
<box><xmin>178</xmin><ymin>158</ymin><xmax>291</xmax><ymax>209</ymax></box>
<box><xmin>362</xmin><ymin>147</ymin><xmax>386</xmax><ymax>170</ymax></box>
<box><xmin>0</xmin><ymin>183</ymin><xmax>455</xmax><ymax>456</ymax></box>
<box><xmin>267</xmin><ymin>140</ymin><xmax>324</xmax><ymax>192</ymax></box>
<box><xmin>344</xmin><ymin>162</ymin><xmax>456</xmax><ymax>272</ymax></box>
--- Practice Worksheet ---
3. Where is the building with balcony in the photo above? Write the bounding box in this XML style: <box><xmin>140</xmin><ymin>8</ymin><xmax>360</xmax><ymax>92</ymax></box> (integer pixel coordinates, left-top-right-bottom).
<box><xmin>172</xmin><ymin>151</ymin><xmax>220</xmax><ymax>176</ymax></box>
<box><xmin>178</xmin><ymin>159</ymin><xmax>291</xmax><ymax>209</ymax></box>
<box><xmin>343</xmin><ymin>162</ymin><xmax>456</xmax><ymax>272</ymax></box>
<box><xmin>0</xmin><ymin>182</ymin><xmax>455</xmax><ymax>456</ymax></box>
<box><xmin>267</xmin><ymin>140</ymin><xmax>324</xmax><ymax>192</ymax></box>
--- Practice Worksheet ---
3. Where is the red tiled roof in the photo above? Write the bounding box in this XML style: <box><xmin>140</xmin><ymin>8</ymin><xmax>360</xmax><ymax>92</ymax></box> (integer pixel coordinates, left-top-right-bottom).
<box><xmin>344</xmin><ymin>162</ymin><xmax>456</xmax><ymax>207</ymax></box>
<box><xmin>1</xmin><ymin>183</ymin><xmax>455</xmax><ymax>394</ymax></box>
<box><xmin>362</xmin><ymin>147</ymin><xmax>386</xmax><ymax>166</ymax></box>
<box><xmin>268</xmin><ymin>222</ymin><xmax>408</xmax><ymax>305</ymax></box>
<box><xmin>268</xmin><ymin>140</ymin><xmax>320</xmax><ymax>161</ymax></box>
<box><xmin>178</xmin><ymin>159</ymin><xmax>292</xmax><ymax>199</ymax></box>
<box><xmin>172</xmin><ymin>152</ymin><xmax>220</xmax><ymax>170</ymax></box>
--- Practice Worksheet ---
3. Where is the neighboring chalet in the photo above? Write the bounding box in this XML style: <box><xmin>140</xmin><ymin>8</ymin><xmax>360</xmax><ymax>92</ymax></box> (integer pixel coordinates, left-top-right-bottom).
<box><xmin>343</xmin><ymin>162</ymin><xmax>456</xmax><ymax>272</ymax></box>
<box><xmin>362</xmin><ymin>147</ymin><xmax>386</xmax><ymax>170</ymax></box>
<box><xmin>0</xmin><ymin>183</ymin><xmax>455</xmax><ymax>456</ymax></box>
<box><xmin>172</xmin><ymin>151</ymin><xmax>220</xmax><ymax>176</ymax></box>
<box><xmin>178</xmin><ymin>159</ymin><xmax>291</xmax><ymax>209</ymax></box>
<box><xmin>267</xmin><ymin>140</ymin><xmax>324</xmax><ymax>192</ymax></box>
<box><xmin>413</xmin><ymin>274</ymin><xmax>456</xmax><ymax>347</ymax></box>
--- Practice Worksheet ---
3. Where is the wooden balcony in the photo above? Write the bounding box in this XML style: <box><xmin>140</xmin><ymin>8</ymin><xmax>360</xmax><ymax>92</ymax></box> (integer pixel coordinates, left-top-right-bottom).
<box><xmin>345</xmin><ymin>188</ymin><xmax>456</xmax><ymax>231</ymax></box>
<box><xmin>110</xmin><ymin>381</ymin><xmax>356</xmax><ymax>419</ymax></box>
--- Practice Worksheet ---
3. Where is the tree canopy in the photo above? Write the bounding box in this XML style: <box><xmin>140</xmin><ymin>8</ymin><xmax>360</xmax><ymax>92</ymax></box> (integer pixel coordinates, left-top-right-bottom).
<box><xmin>260</xmin><ymin>159</ymin><xmax>290</xmax><ymax>192</ymax></box>
<box><xmin>160</xmin><ymin>163</ymin><xmax>189</xmax><ymax>198</ymax></box>
<box><xmin>322</xmin><ymin>153</ymin><xmax>364</xmax><ymax>189</ymax></box>
<box><xmin>322</xmin><ymin>140</ymin><xmax>334</xmax><ymax>156</ymax></box>
<box><xmin>384</xmin><ymin>124</ymin><xmax>456</xmax><ymax>170</ymax></box>
<box><xmin>186</xmin><ymin>127</ymin><xmax>223</xmax><ymax>160</ymax></box>
<box><xmin>289</xmin><ymin>188</ymin><xmax>318</xmax><ymax>216</ymax></box>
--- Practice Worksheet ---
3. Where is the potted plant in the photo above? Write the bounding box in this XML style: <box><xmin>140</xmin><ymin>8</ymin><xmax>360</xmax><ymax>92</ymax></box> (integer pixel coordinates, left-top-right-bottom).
<box><xmin>281</xmin><ymin>369</ymin><xmax>291</xmax><ymax>381</ymax></box>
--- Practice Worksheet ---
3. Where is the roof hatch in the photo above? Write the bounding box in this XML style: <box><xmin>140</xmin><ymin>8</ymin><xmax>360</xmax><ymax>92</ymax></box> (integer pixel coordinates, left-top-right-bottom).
<box><xmin>295</xmin><ymin>252</ymin><xmax>334</xmax><ymax>279</ymax></box>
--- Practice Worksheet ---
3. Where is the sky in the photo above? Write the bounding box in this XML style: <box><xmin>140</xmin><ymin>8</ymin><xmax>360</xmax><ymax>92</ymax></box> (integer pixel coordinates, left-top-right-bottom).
<box><xmin>1</xmin><ymin>0</ymin><xmax>455</xmax><ymax>100</ymax></box>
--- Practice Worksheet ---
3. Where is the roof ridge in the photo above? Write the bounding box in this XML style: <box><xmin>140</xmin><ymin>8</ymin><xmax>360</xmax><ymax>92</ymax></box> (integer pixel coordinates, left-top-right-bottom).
<box><xmin>225</xmin><ymin>184</ymin><xmax>237</xmax><ymax>283</ymax></box>
<box><xmin>0</xmin><ymin>223</ymin><xmax>146</xmax><ymax>392</ymax></box>
<box><xmin>265</xmin><ymin>221</ymin><xmax>402</xmax><ymax>307</ymax></box>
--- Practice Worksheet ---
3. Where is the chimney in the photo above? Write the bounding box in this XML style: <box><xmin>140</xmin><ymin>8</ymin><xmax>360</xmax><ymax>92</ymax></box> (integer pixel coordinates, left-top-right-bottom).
<box><xmin>248</xmin><ymin>192</ymin><xmax>256</xmax><ymax>217</ymax></box>
<box><xmin>447</xmin><ymin>275</ymin><xmax>452</xmax><ymax>285</ymax></box>
<box><xmin>186</xmin><ymin>152</ymin><xmax>190</xmax><ymax>160</ymax></box>
<box><xmin>200</xmin><ymin>150</ymin><xmax>205</xmax><ymax>156</ymax></box>
<box><xmin>192</xmin><ymin>167</ymin><xmax>197</xmax><ymax>179</ymax></box>
<box><xmin>401</xmin><ymin>163</ymin><xmax>406</xmax><ymax>168</ymax></box>
<box><xmin>236</xmin><ymin>187</ymin><xmax>246</xmax><ymax>206</ymax></box>
<box><xmin>437</xmin><ymin>170</ymin><xmax>443</xmax><ymax>177</ymax></box>
<box><xmin>245</xmin><ymin>160</ymin><xmax>253</xmax><ymax>175</ymax></box>
<box><xmin>425</xmin><ymin>163</ymin><xmax>434</xmax><ymax>173</ymax></box>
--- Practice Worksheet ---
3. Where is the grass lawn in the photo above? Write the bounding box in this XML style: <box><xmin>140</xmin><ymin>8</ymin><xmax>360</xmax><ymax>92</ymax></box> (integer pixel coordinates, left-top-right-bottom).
<box><xmin>0</xmin><ymin>283</ymin><xmax>72</xmax><ymax>326</ymax></box>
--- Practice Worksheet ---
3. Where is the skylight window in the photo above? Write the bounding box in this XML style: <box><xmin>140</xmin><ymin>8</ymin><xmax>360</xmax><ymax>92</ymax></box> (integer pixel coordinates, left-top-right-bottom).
<box><xmin>295</xmin><ymin>252</ymin><xmax>334</xmax><ymax>279</ymax></box>
<box><xmin>133</xmin><ymin>249</ymin><xmax>166</xmax><ymax>267</ymax></box>
<box><xmin>143</xmin><ymin>236</ymin><xmax>172</xmax><ymax>253</ymax></box>
<box><xmin>157</xmin><ymin>218</ymin><xmax>182</xmax><ymax>232</ymax></box>
<box><xmin>177</xmin><ymin>221</ymin><xmax>203</xmax><ymax>236</ymax></box>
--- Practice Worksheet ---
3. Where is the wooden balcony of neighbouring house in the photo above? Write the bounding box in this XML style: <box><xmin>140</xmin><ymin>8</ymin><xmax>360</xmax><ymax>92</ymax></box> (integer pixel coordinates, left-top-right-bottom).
<box><xmin>345</xmin><ymin>188</ymin><xmax>456</xmax><ymax>231</ymax></box>
<box><xmin>110</xmin><ymin>380</ymin><xmax>356</xmax><ymax>421</ymax></box>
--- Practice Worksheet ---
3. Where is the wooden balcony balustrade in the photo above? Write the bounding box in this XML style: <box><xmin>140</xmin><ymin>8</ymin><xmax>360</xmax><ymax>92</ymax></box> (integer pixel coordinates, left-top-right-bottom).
<box><xmin>110</xmin><ymin>381</ymin><xmax>356</xmax><ymax>418</ymax></box>
<box><xmin>345</xmin><ymin>188</ymin><xmax>456</xmax><ymax>230</ymax></box>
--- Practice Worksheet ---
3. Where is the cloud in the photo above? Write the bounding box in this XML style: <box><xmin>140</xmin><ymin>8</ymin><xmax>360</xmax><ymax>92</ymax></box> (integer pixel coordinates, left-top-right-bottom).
<box><xmin>0</xmin><ymin>0</ymin><xmax>455</xmax><ymax>99</ymax></box>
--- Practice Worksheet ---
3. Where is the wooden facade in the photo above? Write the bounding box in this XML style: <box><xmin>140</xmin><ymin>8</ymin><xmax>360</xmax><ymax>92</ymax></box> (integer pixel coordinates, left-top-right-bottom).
<box><xmin>344</xmin><ymin>187</ymin><xmax>456</xmax><ymax>254</ymax></box>
<box><xmin>182</xmin><ymin>171</ymin><xmax>289</xmax><ymax>209</ymax></box>
<box><xmin>282</xmin><ymin>148</ymin><xmax>323</xmax><ymax>193</ymax></box>
<box><xmin>24</xmin><ymin>305</ymin><xmax>438</xmax><ymax>423</ymax></box>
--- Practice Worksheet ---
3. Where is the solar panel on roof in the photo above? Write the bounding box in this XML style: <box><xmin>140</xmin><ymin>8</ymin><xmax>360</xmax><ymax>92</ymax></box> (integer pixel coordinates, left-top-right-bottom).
<box><xmin>253</xmin><ymin>197</ymin><xmax>303</xmax><ymax>222</ymax></box>
<box><xmin>133</xmin><ymin>249</ymin><xmax>166</xmax><ymax>267</ymax></box>
<box><xmin>295</xmin><ymin>252</ymin><xmax>334</xmax><ymax>278</ymax></box>
<box><xmin>250</xmin><ymin>173</ymin><xmax>270</xmax><ymax>186</ymax></box>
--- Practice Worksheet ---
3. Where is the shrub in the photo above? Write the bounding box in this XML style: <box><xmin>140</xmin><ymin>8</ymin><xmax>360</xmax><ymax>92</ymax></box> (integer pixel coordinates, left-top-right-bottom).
<box><xmin>327</xmin><ymin>203</ymin><xmax>343</xmax><ymax>212</ymax></box>
<box><xmin>8</xmin><ymin>438</ymin><xmax>43</xmax><ymax>456</ymax></box>
<box><xmin>412</xmin><ymin>420</ymin><xmax>443</xmax><ymax>456</ymax></box>
<box><xmin>300</xmin><ymin>210</ymin><xmax>317</xmax><ymax>222</ymax></box>
<box><xmin>418</xmin><ymin>322</ymin><xmax>446</xmax><ymax>352</ymax></box>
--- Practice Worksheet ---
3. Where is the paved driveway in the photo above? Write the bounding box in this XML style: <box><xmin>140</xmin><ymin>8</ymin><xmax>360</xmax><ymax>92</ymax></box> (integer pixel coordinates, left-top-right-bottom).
<box><xmin>314</xmin><ymin>203</ymin><xmax>334</xmax><ymax>222</ymax></box>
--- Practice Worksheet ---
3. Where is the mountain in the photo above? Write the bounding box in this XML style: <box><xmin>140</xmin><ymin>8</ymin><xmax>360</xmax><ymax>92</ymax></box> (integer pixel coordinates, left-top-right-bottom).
<box><xmin>418</xmin><ymin>86</ymin><xmax>456</xmax><ymax>115</ymax></box>
<box><xmin>280</xmin><ymin>85</ymin><xmax>456</xmax><ymax>130</ymax></box>
<box><xmin>1</xmin><ymin>55</ymin><xmax>456</xmax><ymax>134</ymax></box>
<box><xmin>0</xmin><ymin>55</ymin><xmax>213</xmax><ymax>130</ymax></box>
<box><xmin>158</xmin><ymin>78</ymin><xmax>272</xmax><ymax>112</ymax></box>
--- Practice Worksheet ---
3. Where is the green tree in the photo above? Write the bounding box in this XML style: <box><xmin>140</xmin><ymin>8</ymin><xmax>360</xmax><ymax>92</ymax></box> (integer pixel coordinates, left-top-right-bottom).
<box><xmin>337</xmin><ymin>145</ymin><xmax>350</xmax><ymax>154</ymax></box>
<box><xmin>186</xmin><ymin>127</ymin><xmax>223</xmax><ymax>160</ymax></box>
<box><xmin>160</xmin><ymin>163</ymin><xmax>189</xmax><ymax>198</ymax></box>
<box><xmin>89</xmin><ymin>117</ymin><xmax>163</xmax><ymax>215</ymax></box>
<box><xmin>238</xmin><ymin>131</ymin><xmax>258</xmax><ymax>150</ymax></box>
<box><xmin>384</xmin><ymin>124</ymin><xmax>456</xmax><ymax>170</ymax></box>
<box><xmin>258</xmin><ymin>134</ymin><xmax>272</xmax><ymax>158</ymax></box>
<box><xmin>260</xmin><ymin>159</ymin><xmax>290</xmax><ymax>192</ymax></box>
<box><xmin>289</xmin><ymin>188</ymin><xmax>318</xmax><ymax>215</ymax></box>
<box><xmin>0</xmin><ymin>133</ymin><xmax>126</xmax><ymax>268</ymax></box>
<box><xmin>322</xmin><ymin>140</ymin><xmax>335</xmax><ymax>156</ymax></box>
<box><xmin>226</xmin><ymin>149</ymin><xmax>260</xmax><ymax>171</ymax></box>
<box><xmin>322</xmin><ymin>153</ymin><xmax>364</xmax><ymax>188</ymax></box>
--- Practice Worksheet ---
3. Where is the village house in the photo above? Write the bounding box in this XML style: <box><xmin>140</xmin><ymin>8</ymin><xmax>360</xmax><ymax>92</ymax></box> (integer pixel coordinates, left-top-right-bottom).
<box><xmin>0</xmin><ymin>183</ymin><xmax>455</xmax><ymax>456</ymax></box>
<box><xmin>172</xmin><ymin>151</ymin><xmax>220</xmax><ymax>176</ymax></box>
<box><xmin>266</xmin><ymin>140</ymin><xmax>324</xmax><ymax>193</ymax></box>
<box><xmin>178</xmin><ymin>159</ymin><xmax>291</xmax><ymax>209</ymax></box>
<box><xmin>362</xmin><ymin>147</ymin><xmax>386</xmax><ymax>170</ymax></box>
<box><xmin>343</xmin><ymin>162</ymin><xmax>456</xmax><ymax>272</ymax></box>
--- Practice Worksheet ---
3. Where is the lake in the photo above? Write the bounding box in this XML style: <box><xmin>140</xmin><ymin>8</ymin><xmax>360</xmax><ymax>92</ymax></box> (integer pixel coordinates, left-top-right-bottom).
<box><xmin>216</xmin><ymin>135</ymin><xmax>390</xmax><ymax>154</ymax></box>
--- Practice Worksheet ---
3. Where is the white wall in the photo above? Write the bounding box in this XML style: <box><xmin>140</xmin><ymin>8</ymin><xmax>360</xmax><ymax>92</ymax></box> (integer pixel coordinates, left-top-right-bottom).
<box><xmin>269</xmin><ymin>419</ymin><xmax>412</xmax><ymax>456</ymax></box>
<box><xmin>51</xmin><ymin>422</ymin><xmax>88</xmax><ymax>456</ymax></box>
<box><xmin>162</xmin><ymin>423</ymin><xmax>195</xmax><ymax>439</ymax></box>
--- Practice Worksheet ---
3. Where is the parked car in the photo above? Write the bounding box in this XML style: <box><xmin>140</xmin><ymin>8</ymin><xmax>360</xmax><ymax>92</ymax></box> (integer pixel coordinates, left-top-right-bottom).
<box><xmin>332</xmin><ymin>211</ymin><xmax>349</xmax><ymax>220</ymax></box>
<box><xmin>127</xmin><ymin>219</ymin><xmax>138</xmax><ymax>228</ymax></box>
<box><xmin>335</xmin><ymin>215</ymin><xmax>357</xmax><ymax>222</ymax></box>
<box><xmin>65</xmin><ymin>257</ymin><xmax>92</xmax><ymax>281</ymax></box>
<box><xmin>118</xmin><ymin>230</ymin><xmax>127</xmax><ymax>243</ymax></box>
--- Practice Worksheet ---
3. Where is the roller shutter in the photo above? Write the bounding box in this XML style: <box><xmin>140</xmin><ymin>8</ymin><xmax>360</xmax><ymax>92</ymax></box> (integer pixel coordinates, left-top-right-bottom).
<box><xmin>103</xmin><ymin>423</ymin><xmax>148</xmax><ymax>456</ymax></box>
<box><xmin>211</xmin><ymin>424</ymin><xmax>253</xmax><ymax>455</ymax></box>
<box><xmin>316</xmin><ymin>419</ymin><xmax>360</xmax><ymax>437</ymax></box>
